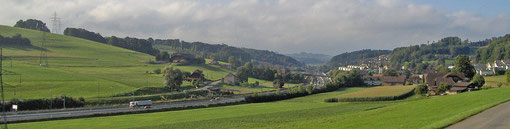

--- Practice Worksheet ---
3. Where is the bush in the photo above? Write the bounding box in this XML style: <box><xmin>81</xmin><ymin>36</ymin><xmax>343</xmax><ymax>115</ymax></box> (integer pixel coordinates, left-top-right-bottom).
<box><xmin>153</xmin><ymin>68</ymin><xmax>161</xmax><ymax>74</ymax></box>
<box><xmin>415</xmin><ymin>84</ymin><xmax>428</xmax><ymax>95</ymax></box>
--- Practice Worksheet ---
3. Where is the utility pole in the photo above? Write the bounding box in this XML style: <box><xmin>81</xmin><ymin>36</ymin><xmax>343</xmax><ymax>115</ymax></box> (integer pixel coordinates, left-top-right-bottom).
<box><xmin>1</xmin><ymin>48</ymin><xmax>8</xmax><ymax>129</ymax></box>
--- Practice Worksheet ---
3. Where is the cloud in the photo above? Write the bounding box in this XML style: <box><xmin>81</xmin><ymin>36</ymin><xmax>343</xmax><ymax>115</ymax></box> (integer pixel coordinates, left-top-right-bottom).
<box><xmin>1</xmin><ymin>0</ymin><xmax>510</xmax><ymax>55</ymax></box>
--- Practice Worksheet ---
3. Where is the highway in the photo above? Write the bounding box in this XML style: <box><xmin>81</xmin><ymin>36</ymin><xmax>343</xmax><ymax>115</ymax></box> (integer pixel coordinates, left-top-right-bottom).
<box><xmin>2</xmin><ymin>96</ymin><xmax>245</xmax><ymax>123</ymax></box>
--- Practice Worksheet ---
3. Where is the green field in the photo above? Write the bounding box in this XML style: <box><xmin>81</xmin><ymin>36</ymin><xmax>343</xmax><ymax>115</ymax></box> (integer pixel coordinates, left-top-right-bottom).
<box><xmin>336</xmin><ymin>85</ymin><xmax>416</xmax><ymax>98</ymax></box>
<box><xmin>11</xmin><ymin>86</ymin><xmax>510</xmax><ymax>129</ymax></box>
<box><xmin>216</xmin><ymin>77</ymin><xmax>300</xmax><ymax>94</ymax></box>
<box><xmin>485</xmin><ymin>75</ymin><xmax>509</xmax><ymax>87</ymax></box>
<box><xmin>0</xmin><ymin>25</ymin><xmax>232</xmax><ymax>100</ymax></box>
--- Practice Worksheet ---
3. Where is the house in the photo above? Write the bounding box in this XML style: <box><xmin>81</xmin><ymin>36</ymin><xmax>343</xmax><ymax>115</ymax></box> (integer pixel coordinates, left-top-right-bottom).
<box><xmin>446</xmin><ymin>82</ymin><xmax>473</xmax><ymax>94</ymax></box>
<box><xmin>425</xmin><ymin>72</ymin><xmax>471</xmax><ymax>95</ymax></box>
<box><xmin>170</xmin><ymin>53</ymin><xmax>194</xmax><ymax>63</ymax></box>
<box><xmin>363</xmin><ymin>76</ymin><xmax>382</xmax><ymax>86</ymax></box>
<box><xmin>185</xmin><ymin>69</ymin><xmax>205</xmax><ymax>81</ymax></box>
<box><xmin>407</xmin><ymin>76</ymin><xmax>422</xmax><ymax>85</ymax></box>
<box><xmin>222</xmin><ymin>73</ymin><xmax>238</xmax><ymax>85</ymax></box>
<box><xmin>381</xmin><ymin>76</ymin><xmax>406</xmax><ymax>86</ymax></box>
<box><xmin>209</xmin><ymin>59</ymin><xmax>219</xmax><ymax>65</ymax></box>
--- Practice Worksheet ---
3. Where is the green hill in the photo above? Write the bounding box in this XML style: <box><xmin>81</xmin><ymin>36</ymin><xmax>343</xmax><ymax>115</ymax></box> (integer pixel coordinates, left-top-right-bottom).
<box><xmin>0</xmin><ymin>25</ymin><xmax>231</xmax><ymax>100</ymax></box>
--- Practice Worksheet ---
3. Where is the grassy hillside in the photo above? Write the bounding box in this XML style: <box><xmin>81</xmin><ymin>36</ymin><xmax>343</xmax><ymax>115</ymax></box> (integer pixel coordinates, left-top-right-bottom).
<box><xmin>0</xmin><ymin>25</ymin><xmax>231</xmax><ymax>100</ymax></box>
<box><xmin>11</xmin><ymin>86</ymin><xmax>510</xmax><ymax>129</ymax></box>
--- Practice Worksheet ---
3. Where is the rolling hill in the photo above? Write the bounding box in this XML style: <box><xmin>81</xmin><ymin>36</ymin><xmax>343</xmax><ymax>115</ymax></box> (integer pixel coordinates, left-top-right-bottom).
<box><xmin>0</xmin><ymin>25</ymin><xmax>232</xmax><ymax>100</ymax></box>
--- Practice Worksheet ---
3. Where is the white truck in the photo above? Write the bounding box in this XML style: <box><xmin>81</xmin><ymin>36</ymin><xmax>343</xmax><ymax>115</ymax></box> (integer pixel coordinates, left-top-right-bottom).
<box><xmin>129</xmin><ymin>100</ymin><xmax>152</xmax><ymax>108</ymax></box>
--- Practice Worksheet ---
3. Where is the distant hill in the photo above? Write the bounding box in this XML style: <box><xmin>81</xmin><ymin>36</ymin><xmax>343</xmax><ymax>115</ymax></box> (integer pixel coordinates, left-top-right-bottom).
<box><xmin>328</xmin><ymin>49</ymin><xmax>391</xmax><ymax>67</ymax></box>
<box><xmin>388</xmin><ymin>37</ymin><xmax>490</xmax><ymax>69</ymax></box>
<box><xmin>475</xmin><ymin>34</ymin><xmax>510</xmax><ymax>63</ymax></box>
<box><xmin>286</xmin><ymin>52</ymin><xmax>331</xmax><ymax>65</ymax></box>
<box><xmin>153</xmin><ymin>40</ymin><xmax>304</xmax><ymax>67</ymax></box>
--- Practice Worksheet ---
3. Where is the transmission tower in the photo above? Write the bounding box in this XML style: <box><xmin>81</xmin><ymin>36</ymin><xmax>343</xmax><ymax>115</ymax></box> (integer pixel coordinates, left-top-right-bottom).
<box><xmin>50</xmin><ymin>12</ymin><xmax>61</xmax><ymax>34</ymax></box>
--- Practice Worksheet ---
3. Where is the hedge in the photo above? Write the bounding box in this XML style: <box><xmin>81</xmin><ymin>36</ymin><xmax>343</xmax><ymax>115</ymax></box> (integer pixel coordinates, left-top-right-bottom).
<box><xmin>2</xmin><ymin>96</ymin><xmax>85</xmax><ymax>111</ymax></box>
<box><xmin>324</xmin><ymin>88</ymin><xmax>415</xmax><ymax>102</ymax></box>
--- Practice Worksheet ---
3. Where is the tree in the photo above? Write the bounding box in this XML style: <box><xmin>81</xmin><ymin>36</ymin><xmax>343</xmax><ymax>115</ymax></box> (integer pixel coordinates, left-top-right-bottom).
<box><xmin>236</xmin><ymin>67</ymin><xmax>249</xmax><ymax>83</ymax></box>
<box><xmin>14</xmin><ymin>19</ymin><xmax>50</xmax><ymax>32</ymax></box>
<box><xmin>453</xmin><ymin>55</ymin><xmax>475</xmax><ymax>79</ymax></box>
<box><xmin>273</xmin><ymin>79</ymin><xmax>284</xmax><ymax>88</ymax></box>
<box><xmin>415</xmin><ymin>84</ymin><xmax>428</xmax><ymax>95</ymax></box>
<box><xmin>438</xmin><ymin>83</ymin><xmax>452</xmax><ymax>94</ymax></box>
<box><xmin>383</xmin><ymin>69</ymin><xmax>398</xmax><ymax>76</ymax></box>
<box><xmin>471</xmin><ymin>74</ymin><xmax>485</xmax><ymax>89</ymax></box>
<box><xmin>163</xmin><ymin>66</ymin><xmax>184</xmax><ymax>91</ymax></box>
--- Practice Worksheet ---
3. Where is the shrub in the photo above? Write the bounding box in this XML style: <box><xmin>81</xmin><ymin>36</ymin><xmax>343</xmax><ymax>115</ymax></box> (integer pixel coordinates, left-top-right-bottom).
<box><xmin>415</xmin><ymin>84</ymin><xmax>428</xmax><ymax>95</ymax></box>
<box><xmin>306</xmin><ymin>85</ymin><xmax>313</xmax><ymax>94</ymax></box>
<box><xmin>153</xmin><ymin>68</ymin><xmax>161</xmax><ymax>74</ymax></box>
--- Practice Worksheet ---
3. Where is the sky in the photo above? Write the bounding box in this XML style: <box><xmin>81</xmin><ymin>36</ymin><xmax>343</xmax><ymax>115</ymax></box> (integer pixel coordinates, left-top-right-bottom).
<box><xmin>1</xmin><ymin>0</ymin><xmax>510</xmax><ymax>56</ymax></box>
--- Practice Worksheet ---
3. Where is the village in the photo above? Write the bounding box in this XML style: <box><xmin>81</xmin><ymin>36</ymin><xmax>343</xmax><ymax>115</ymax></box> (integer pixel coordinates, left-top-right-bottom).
<box><xmin>336</xmin><ymin>55</ymin><xmax>510</xmax><ymax>95</ymax></box>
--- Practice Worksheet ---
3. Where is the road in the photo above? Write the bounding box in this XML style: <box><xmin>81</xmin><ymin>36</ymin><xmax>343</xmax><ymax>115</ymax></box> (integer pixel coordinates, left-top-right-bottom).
<box><xmin>2</xmin><ymin>96</ymin><xmax>244</xmax><ymax>123</ymax></box>
<box><xmin>447</xmin><ymin>101</ymin><xmax>510</xmax><ymax>129</ymax></box>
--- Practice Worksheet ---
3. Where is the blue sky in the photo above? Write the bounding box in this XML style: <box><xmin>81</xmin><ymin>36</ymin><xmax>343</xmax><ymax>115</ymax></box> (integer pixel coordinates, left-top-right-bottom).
<box><xmin>412</xmin><ymin>0</ymin><xmax>510</xmax><ymax>15</ymax></box>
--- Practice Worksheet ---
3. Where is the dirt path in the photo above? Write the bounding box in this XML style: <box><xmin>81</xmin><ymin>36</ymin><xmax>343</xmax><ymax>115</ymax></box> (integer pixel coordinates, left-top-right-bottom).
<box><xmin>447</xmin><ymin>100</ymin><xmax>510</xmax><ymax>129</ymax></box>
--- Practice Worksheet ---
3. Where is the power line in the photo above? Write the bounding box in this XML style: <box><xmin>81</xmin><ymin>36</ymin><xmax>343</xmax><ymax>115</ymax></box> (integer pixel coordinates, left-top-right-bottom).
<box><xmin>50</xmin><ymin>12</ymin><xmax>61</xmax><ymax>34</ymax></box>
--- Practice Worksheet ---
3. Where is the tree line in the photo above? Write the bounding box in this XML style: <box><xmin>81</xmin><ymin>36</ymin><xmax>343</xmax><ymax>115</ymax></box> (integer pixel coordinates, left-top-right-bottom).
<box><xmin>14</xmin><ymin>19</ymin><xmax>50</xmax><ymax>32</ymax></box>
<box><xmin>153</xmin><ymin>39</ymin><xmax>304</xmax><ymax>67</ymax></box>
<box><xmin>0</xmin><ymin>34</ymin><xmax>32</xmax><ymax>46</ymax></box>
<box><xmin>64</xmin><ymin>28</ymin><xmax>107</xmax><ymax>43</ymax></box>
<box><xmin>235</xmin><ymin>62</ymin><xmax>306</xmax><ymax>85</ymax></box>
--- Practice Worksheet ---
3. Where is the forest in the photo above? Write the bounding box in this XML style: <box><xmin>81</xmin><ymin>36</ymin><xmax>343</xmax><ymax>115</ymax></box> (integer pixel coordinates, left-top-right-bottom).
<box><xmin>154</xmin><ymin>39</ymin><xmax>304</xmax><ymax>67</ymax></box>
<box><xmin>328</xmin><ymin>49</ymin><xmax>391</xmax><ymax>67</ymax></box>
<box><xmin>14</xmin><ymin>19</ymin><xmax>50</xmax><ymax>32</ymax></box>
<box><xmin>475</xmin><ymin>34</ymin><xmax>510</xmax><ymax>63</ymax></box>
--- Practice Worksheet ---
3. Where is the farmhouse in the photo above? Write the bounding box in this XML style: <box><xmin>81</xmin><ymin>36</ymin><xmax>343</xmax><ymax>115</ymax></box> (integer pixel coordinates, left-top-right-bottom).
<box><xmin>209</xmin><ymin>59</ymin><xmax>219</xmax><ymax>65</ymax></box>
<box><xmin>222</xmin><ymin>73</ymin><xmax>238</xmax><ymax>85</ymax></box>
<box><xmin>381</xmin><ymin>76</ymin><xmax>406</xmax><ymax>86</ymax></box>
<box><xmin>170</xmin><ymin>53</ymin><xmax>194</xmax><ymax>63</ymax></box>
<box><xmin>425</xmin><ymin>72</ymin><xmax>472</xmax><ymax>95</ymax></box>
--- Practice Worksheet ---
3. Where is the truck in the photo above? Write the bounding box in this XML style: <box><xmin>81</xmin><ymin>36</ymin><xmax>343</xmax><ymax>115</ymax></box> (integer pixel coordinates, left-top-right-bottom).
<box><xmin>129</xmin><ymin>100</ymin><xmax>152</xmax><ymax>108</ymax></box>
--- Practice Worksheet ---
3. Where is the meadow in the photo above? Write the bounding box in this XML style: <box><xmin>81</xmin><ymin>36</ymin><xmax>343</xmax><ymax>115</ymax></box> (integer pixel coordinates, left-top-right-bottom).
<box><xmin>10</xmin><ymin>86</ymin><xmax>510</xmax><ymax>129</ymax></box>
<box><xmin>485</xmin><ymin>75</ymin><xmax>509</xmax><ymax>87</ymax></box>
<box><xmin>336</xmin><ymin>85</ymin><xmax>416</xmax><ymax>98</ymax></box>
<box><xmin>0</xmin><ymin>25</ymin><xmax>232</xmax><ymax>100</ymax></box>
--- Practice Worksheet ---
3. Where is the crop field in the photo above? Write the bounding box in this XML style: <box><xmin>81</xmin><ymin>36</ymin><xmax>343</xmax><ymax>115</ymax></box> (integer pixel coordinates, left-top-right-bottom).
<box><xmin>336</xmin><ymin>85</ymin><xmax>416</xmax><ymax>98</ymax></box>
<box><xmin>485</xmin><ymin>75</ymin><xmax>509</xmax><ymax>87</ymax></box>
<box><xmin>0</xmin><ymin>25</ymin><xmax>232</xmax><ymax>100</ymax></box>
<box><xmin>10</xmin><ymin>86</ymin><xmax>510</xmax><ymax>129</ymax></box>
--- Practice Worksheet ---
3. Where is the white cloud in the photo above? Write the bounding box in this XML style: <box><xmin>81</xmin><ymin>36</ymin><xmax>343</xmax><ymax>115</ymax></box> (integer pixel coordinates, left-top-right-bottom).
<box><xmin>1</xmin><ymin>0</ymin><xmax>510</xmax><ymax>55</ymax></box>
